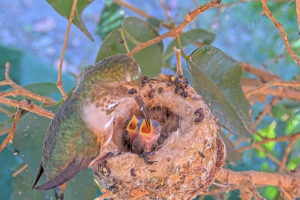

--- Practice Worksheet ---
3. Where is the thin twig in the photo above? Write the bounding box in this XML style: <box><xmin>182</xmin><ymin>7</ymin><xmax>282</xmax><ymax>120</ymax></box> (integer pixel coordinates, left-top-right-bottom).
<box><xmin>254</xmin><ymin>146</ymin><xmax>285</xmax><ymax>168</ymax></box>
<box><xmin>173</xmin><ymin>47</ymin><xmax>183</xmax><ymax>76</ymax></box>
<box><xmin>158</xmin><ymin>0</ymin><xmax>174</xmax><ymax>23</ymax></box>
<box><xmin>1</xmin><ymin>62</ymin><xmax>20</xmax><ymax>89</ymax></box>
<box><xmin>278</xmin><ymin>139</ymin><xmax>296</xmax><ymax>173</ymax></box>
<box><xmin>0</xmin><ymin>97</ymin><xmax>54</xmax><ymax>119</ymax></box>
<box><xmin>0</xmin><ymin>89</ymin><xmax>56</xmax><ymax>105</ymax></box>
<box><xmin>57</xmin><ymin>0</ymin><xmax>78</xmax><ymax>100</ymax></box>
<box><xmin>113</xmin><ymin>0</ymin><xmax>173</xmax><ymax>29</ymax></box>
<box><xmin>128</xmin><ymin>1</ymin><xmax>221</xmax><ymax>57</ymax></box>
<box><xmin>239</xmin><ymin>62</ymin><xmax>280</xmax><ymax>82</ymax></box>
<box><xmin>238</xmin><ymin>132</ymin><xmax>300</xmax><ymax>152</ymax></box>
<box><xmin>0</xmin><ymin>103</ymin><xmax>23</xmax><ymax>152</ymax></box>
<box><xmin>12</xmin><ymin>164</ymin><xmax>28</xmax><ymax>178</ymax></box>
<box><xmin>0</xmin><ymin>62</ymin><xmax>56</xmax><ymax>105</ymax></box>
<box><xmin>261</xmin><ymin>0</ymin><xmax>300</xmax><ymax>66</ymax></box>
<box><xmin>297</xmin><ymin>0</ymin><xmax>300</xmax><ymax>32</ymax></box>
<box><xmin>114</xmin><ymin>0</ymin><xmax>151</xmax><ymax>18</ymax></box>
<box><xmin>246</xmin><ymin>80</ymin><xmax>300</xmax><ymax>97</ymax></box>
<box><xmin>251</xmin><ymin>97</ymin><xmax>280</xmax><ymax>131</ymax></box>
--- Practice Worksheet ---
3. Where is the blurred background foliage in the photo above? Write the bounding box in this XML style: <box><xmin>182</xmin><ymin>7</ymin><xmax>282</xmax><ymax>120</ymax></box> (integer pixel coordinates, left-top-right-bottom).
<box><xmin>0</xmin><ymin>0</ymin><xmax>299</xmax><ymax>199</ymax></box>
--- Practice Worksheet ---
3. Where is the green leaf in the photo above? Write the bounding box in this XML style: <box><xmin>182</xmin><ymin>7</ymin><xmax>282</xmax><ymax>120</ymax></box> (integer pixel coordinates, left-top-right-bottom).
<box><xmin>188</xmin><ymin>46</ymin><xmax>252</xmax><ymax>138</ymax></box>
<box><xmin>96</xmin><ymin>17</ymin><xmax>164</xmax><ymax>77</ymax></box>
<box><xmin>255</xmin><ymin>121</ymin><xmax>276</xmax><ymax>154</ymax></box>
<box><xmin>0</xmin><ymin>142</ymin><xmax>18</xmax><ymax>200</ymax></box>
<box><xmin>96</xmin><ymin>29</ymin><xmax>128</xmax><ymax>61</ymax></box>
<box><xmin>11</xmin><ymin>105</ymin><xmax>97</xmax><ymax>199</ymax></box>
<box><xmin>220</xmin><ymin>133</ymin><xmax>242</xmax><ymax>163</ymax></box>
<box><xmin>97</xmin><ymin>0</ymin><xmax>124</xmax><ymax>40</ymax></box>
<box><xmin>24</xmin><ymin>82</ymin><xmax>60</xmax><ymax>98</ymax></box>
<box><xmin>46</xmin><ymin>0</ymin><xmax>94</xmax><ymax>41</ymax></box>
<box><xmin>146</xmin><ymin>17</ymin><xmax>163</xmax><ymax>31</ymax></box>
<box><xmin>262</xmin><ymin>186</ymin><xmax>278</xmax><ymax>200</ymax></box>
<box><xmin>164</xmin><ymin>29</ymin><xmax>215</xmax><ymax>67</ymax></box>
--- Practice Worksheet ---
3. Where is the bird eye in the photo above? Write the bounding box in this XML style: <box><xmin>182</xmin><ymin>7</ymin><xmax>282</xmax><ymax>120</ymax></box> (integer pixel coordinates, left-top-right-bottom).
<box><xmin>128</xmin><ymin>88</ymin><xmax>137</xmax><ymax>95</ymax></box>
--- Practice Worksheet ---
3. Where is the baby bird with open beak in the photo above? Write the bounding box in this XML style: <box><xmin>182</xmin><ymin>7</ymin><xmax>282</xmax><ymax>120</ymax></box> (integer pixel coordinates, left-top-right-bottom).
<box><xmin>124</xmin><ymin>115</ymin><xmax>161</xmax><ymax>154</ymax></box>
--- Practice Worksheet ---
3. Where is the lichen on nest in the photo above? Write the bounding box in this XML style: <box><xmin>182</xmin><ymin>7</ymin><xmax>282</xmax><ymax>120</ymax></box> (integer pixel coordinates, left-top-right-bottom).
<box><xmin>93</xmin><ymin>74</ymin><xmax>225</xmax><ymax>200</ymax></box>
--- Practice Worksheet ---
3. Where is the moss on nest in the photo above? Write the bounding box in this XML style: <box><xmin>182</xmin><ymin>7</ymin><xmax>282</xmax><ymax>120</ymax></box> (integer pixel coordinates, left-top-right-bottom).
<box><xmin>93</xmin><ymin>74</ymin><xmax>225</xmax><ymax>200</ymax></box>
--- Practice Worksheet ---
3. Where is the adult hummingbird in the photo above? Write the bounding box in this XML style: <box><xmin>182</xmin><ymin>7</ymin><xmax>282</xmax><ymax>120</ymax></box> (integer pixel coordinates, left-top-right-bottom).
<box><xmin>32</xmin><ymin>54</ymin><xmax>144</xmax><ymax>199</ymax></box>
<box><xmin>124</xmin><ymin>115</ymin><xmax>161</xmax><ymax>154</ymax></box>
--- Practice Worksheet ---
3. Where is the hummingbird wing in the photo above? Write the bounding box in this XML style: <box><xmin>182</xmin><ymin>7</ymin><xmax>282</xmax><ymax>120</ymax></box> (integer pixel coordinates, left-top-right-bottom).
<box><xmin>33</xmin><ymin>93</ymin><xmax>100</xmax><ymax>190</ymax></box>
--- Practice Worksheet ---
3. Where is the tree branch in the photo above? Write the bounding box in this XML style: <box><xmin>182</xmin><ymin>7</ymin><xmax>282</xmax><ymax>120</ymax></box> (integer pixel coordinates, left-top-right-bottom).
<box><xmin>261</xmin><ymin>0</ymin><xmax>300</xmax><ymax>66</ymax></box>
<box><xmin>0</xmin><ymin>102</ymin><xmax>23</xmax><ymax>152</ymax></box>
<box><xmin>246</xmin><ymin>80</ymin><xmax>300</xmax><ymax>98</ymax></box>
<box><xmin>0</xmin><ymin>62</ymin><xmax>56</xmax><ymax>105</ymax></box>
<box><xmin>56</xmin><ymin>0</ymin><xmax>78</xmax><ymax>100</ymax></box>
<box><xmin>127</xmin><ymin>0</ymin><xmax>221</xmax><ymax>57</ymax></box>
<box><xmin>0</xmin><ymin>97</ymin><xmax>54</xmax><ymax>119</ymax></box>
<box><xmin>214</xmin><ymin>168</ymin><xmax>300</xmax><ymax>199</ymax></box>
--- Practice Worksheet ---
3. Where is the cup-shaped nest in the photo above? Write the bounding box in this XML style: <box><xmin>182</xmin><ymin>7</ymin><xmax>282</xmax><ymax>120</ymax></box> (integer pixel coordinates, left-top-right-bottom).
<box><xmin>93</xmin><ymin>74</ymin><xmax>225</xmax><ymax>200</ymax></box>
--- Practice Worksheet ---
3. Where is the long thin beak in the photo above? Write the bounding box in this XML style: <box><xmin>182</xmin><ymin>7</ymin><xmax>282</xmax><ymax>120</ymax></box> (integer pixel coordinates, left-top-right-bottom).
<box><xmin>134</xmin><ymin>95</ymin><xmax>151</xmax><ymax>128</ymax></box>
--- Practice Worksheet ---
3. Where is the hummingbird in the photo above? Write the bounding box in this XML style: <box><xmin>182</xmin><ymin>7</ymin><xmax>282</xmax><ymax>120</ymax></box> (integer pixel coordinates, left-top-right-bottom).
<box><xmin>124</xmin><ymin>115</ymin><xmax>161</xmax><ymax>154</ymax></box>
<box><xmin>32</xmin><ymin>54</ymin><xmax>145</xmax><ymax>199</ymax></box>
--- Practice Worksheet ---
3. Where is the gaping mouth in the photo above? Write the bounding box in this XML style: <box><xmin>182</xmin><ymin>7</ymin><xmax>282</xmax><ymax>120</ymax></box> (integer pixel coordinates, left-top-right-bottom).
<box><xmin>123</xmin><ymin>106</ymin><xmax>180</xmax><ymax>154</ymax></box>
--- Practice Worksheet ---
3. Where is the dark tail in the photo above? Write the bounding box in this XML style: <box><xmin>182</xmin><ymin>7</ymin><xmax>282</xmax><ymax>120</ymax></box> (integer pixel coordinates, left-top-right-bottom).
<box><xmin>32</xmin><ymin>162</ymin><xmax>44</xmax><ymax>190</ymax></box>
<box><xmin>35</xmin><ymin>155</ymin><xmax>90</xmax><ymax>190</ymax></box>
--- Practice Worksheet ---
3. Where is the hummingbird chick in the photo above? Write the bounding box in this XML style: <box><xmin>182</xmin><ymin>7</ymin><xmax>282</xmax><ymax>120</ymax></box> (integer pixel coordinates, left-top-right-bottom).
<box><xmin>126</xmin><ymin>116</ymin><xmax>161</xmax><ymax>154</ymax></box>
<box><xmin>124</xmin><ymin>115</ymin><xmax>140</xmax><ymax>146</ymax></box>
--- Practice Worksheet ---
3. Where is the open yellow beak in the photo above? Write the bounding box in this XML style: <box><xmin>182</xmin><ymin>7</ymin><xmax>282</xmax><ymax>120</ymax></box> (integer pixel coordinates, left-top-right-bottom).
<box><xmin>126</xmin><ymin>115</ymin><xmax>138</xmax><ymax>133</ymax></box>
<box><xmin>139</xmin><ymin>119</ymin><xmax>153</xmax><ymax>137</ymax></box>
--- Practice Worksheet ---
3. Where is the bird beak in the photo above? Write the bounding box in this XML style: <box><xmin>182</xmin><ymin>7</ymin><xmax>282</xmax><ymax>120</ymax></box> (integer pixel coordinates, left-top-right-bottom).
<box><xmin>126</xmin><ymin>115</ymin><xmax>138</xmax><ymax>134</ymax></box>
<box><xmin>134</xmin><ymin>95</ymin><xmax>151</xmax><ymax>128</ymax></box>
<box><xmin>139</xmin><ymin>119</ymin><xmax>153</xmax><ymax>137</ymax></box>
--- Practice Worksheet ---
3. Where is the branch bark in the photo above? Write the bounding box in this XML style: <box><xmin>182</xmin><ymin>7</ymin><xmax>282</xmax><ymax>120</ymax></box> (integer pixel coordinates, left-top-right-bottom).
<box><xmin>127</xmin><ymin>0</ymin><xmax>221</xmax><ymax>57</ymax></box>
<box><xmin>261</xmin><ymin>0</ymin><xmax>300</xmax><ymax>66</ymax></box>
<box><xmin>214</xmin><ymin>168</ymin><xmax>300</xmax><ymax>199</ymax></box>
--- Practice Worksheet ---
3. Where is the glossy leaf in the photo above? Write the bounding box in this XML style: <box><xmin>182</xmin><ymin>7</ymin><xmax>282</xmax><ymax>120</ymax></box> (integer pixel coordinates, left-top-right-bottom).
<box><xmin>96</xmin><ymin>17</ymin><xmax>164</xmax><ymax>77</ymax></box>
<box><xmin>188</xmin><ymin>46</ymin><xmax>252</xmax><ymax>138</ymax></box>
<box><xmin>97</xmin><ymin>0</ymin><xmax>124</xmax><ymax>40</ymax></box>
<box><xmin>24</xmin><ymin>82</ymin><xmax>60</xmax><ymax>101</ymax></box>
<box><xmin>11</xmin><ymin>105</ymin><xmax>97</xmax><ymax>200</ymax></box>
<box><xmin>46</xmin><ymin>0</ymin><xmax>94</xmax><ymax>41</ymax></box>
<box><xmin>95</xmin><ymin>29</ymin><xmax>128</xmax><ymax>61</ymax></box>
<box><xmin>146</xmin><ymin>17</ymin><xmax>163</xmax><ymax>31</ymax></box>
<box><xmin>122</xmin><ymin>17</ymin><xmax>163</xmax><ymax>77</ymax></box>
<box><xmin>164</xmin><ymin>29</ymin><xmax>215</xmax><ymax>66</ymax></box>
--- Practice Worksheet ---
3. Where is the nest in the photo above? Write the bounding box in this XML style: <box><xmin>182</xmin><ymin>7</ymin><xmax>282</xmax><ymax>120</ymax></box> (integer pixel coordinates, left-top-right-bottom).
<box><xmin>93</xmin><ymin>74</ymin><xmax>225</xmax><ymax>200</ymax></box>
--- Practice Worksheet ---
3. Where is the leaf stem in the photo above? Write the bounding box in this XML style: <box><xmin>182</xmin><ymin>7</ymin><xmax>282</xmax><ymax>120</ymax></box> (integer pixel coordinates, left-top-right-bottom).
<box><xmin>176</xmin><ymin>36</ymin><xmax>188</xmax><ymax>60</ymax></box>
<box><xmin>120</xmin><ymin>29</ymin><xmax>131</xmax><ymax>53</ymax></box>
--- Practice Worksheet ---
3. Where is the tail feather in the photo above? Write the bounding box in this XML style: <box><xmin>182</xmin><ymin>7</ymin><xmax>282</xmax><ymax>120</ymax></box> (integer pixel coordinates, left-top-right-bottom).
<box><xmin>35</xmin><ymin>155</ymin><xmax>90</xmax><ymax>190</ymax></box>
<box><xmin>32</xmin><ymin>162</ymin><xmax>44</xmax><ymax>190</ymax></box>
